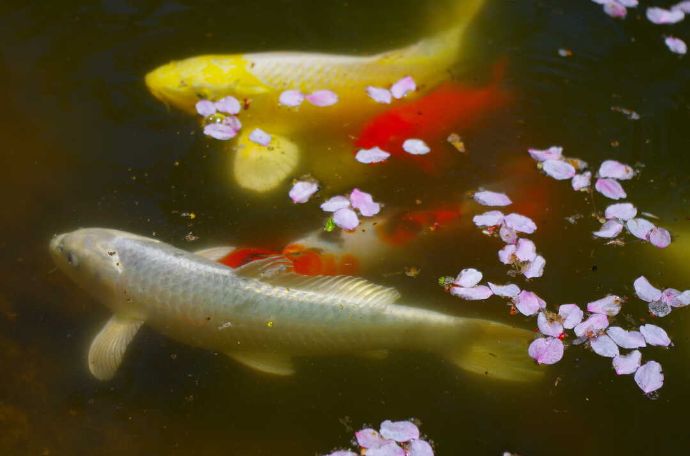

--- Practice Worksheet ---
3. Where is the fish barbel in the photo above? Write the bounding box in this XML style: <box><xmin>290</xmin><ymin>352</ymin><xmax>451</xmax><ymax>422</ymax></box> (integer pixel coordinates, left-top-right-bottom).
<box><xmin>50</xmin><ymin>228</ymin><xmax>541</xmax><ymax>383</ymax></box>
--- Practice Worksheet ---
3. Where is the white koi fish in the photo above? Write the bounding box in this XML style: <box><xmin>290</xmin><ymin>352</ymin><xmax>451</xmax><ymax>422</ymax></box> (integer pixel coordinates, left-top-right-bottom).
<box><xmin>50</xmin><ymin>228</ymin><xmax>541</xmax><ymax>383</ymax></box>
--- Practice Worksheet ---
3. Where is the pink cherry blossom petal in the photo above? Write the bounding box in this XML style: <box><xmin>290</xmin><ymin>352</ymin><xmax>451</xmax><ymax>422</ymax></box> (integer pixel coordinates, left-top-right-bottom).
<box><xmin>626</xmin><ymin>218</ymin><xmax>655</xmax><ymax>240</ymax></box>
<box><xmin>571</xmin><ymin>171</ymin><xmax>592</xmax><ymax>191</ymax></box>
<box><xmin>454</xmin><ymin>268</ymin><xmax>483</xmax><ymax>288</ymax></box>
<box><xmin>349</xmin><ymin>188</ymin><xmax>380</xmax><ymax>217</ymax></box>
<box><xmin>366</xmin><ymin>86</ymin><xmax>392</xmax><ymax>104</ymax></box>
<box><xmin>498</xmin><ymin>244</ymin><xmax>517</xmax><ymax>265</ymax></box>
<box><xmin>558</xmin><ymin>304</ymin><xmax>584</xmax><ymax>329</ymax></box>
<box><xmin>665</xmin><ymin>36</ymin><xmax>687</xmax><ymax>55</ymax></box>
<box><xmin>538</xmin><ymin>312</ymin><xmax>564</xmax><ymax>337</ymax></box>
<box><xmin>321</xmin><ymin>196</ymin><xmax>351</xmax><ymax>212</ymax></box>
<box><xmin>661</xmin><ymin>288</ymin><xmax>682</xmax><ymax>307</ymax></box>
<box><xmin>646</xmin><ymin>6</ymin><xmax>685</xmax><ymax>24</ymax></box>
<box><xmin>528</xmin><ymin>146</ymin><xmax>563</xmax><ymax>162</ymax></box>
<box><xmin>450</xmin><ymin>285</ymin><xmax>493</xmax><ymax>300</ymax></box>
<box><xmin>356</xmin><ymin>147</ymin><xmax>391</xmax><ymax>164</ymax></box>
<box><xmin>325</xmin><ymin>451</ymin><xmax>359</xmax><ymax>456</ymax></box>
<box><xmin>195</xmin><ymin>99</ymin><xmax>217</xmax><ymax>117</ymax></box>
<box><xmin>499</xmin><ymin>225</ymin><xmax>518</xmax><ymax>244</ymax></box>
<box><xmin>504</xmin><ymin>213</ymin><xmax>537</xmax><ymax>234</ymax></box>
<box><xmin>474</xmin><ymin>191</ymin><xmax>512</xmax><ymax>207</ymax></box>
<box><xmin>591</xmin><ymin>335</ymin><xmax>620</xmax><ymax>358</ymax></box>
<box><xmin>633</xmin><ymin>276</ymin><xmax>661</xmax><ymax>302</ymax></box>
<box><xmin>598</xmin><ymin>160</ymin><xmax>634</xmax><ymax>180</ymax></box>
<box><xmin>408</xmin><ymin>439</ymin><xmax>434</xmax><ymax>456</ymax></box>
<box><xmin>203</xmin><ymin>121</ymin><xmax>238</xmax><ymax>140</ymax></box>
<box><xmin>639</xmin><ymin>324</ymin><xmax>672</xmax><ymax>347</ymax></box>
<box><xmin>528</xmin><ymin>337</ymin><xmax>564</xmax><ymax>365</ymax></box>
<box><xmin>333</xmin><ymin>208</ymin><xmax>359</xmax><ymax>230</ymax></box>
<box><xmin>488</xmin><ymin>283</ymin><xmax>521</xmax><ymax>298</ymax></box>
<box><xmin>515</xmin><ymin>290</ymin><xmax>546</xmax><ymax>316</ymax></box>
<box><xmin>674</xmin><ymin>1</ymin><xmax>690</xmax><ymax>13</ymax></box>
<box><xmin>390</xmin><ymin>76</ymin><xmax>416</xmax><ymax>99</ymax></box>
<box><xmin>574</xmin><ymin>313</ymin><xmax>609</xmax><ymax>338</ymax></box>
<box><xmin>279</xmin><ymin>90</ymin><xmax>304</xmax><ymax>107</ymax></box>
<box><xmin>473</xmin><ymin>211</ymin><xmax>504</xmax><ymax>227</ymax></box>
<box><xmin>288</xmin><ymin>180</ymin><xmax>318</xmax><ymax>204</ymax></box>
<box><xmin>595</xmin><ymin>178</ymin><xmax>627</xmax><ymax>200</ymax></box>
<box><xmin>356</xmin><ymin>429</ymin><xmax>387</xmax><ymax>449</ymax></box>
<box><xmin>522</xmin><ymin>255</ymin><xmax>546</xmax><ymax>279</ymax></box>
<box><xmin>675</xmin><ymin>290</ymin><xmax>690</xmax><ymax>307</ymax></box>
<box><xmin>603</xmin><ymin>2</ymin><xmax>628</xmax><ymax>18</ymax></box>
<box><xmin>648</xmin><ymin>227</ymin><xmax>671</xmax><ymax>248</ymax></box>
<box><xmin>605</xmin><ymin>203</ymin><xmax>637</xmax><ymax>221</ymax></box>
<box><xmin>617</xmin><ymin>0</ymin><xmax>639</xmax><ymax>7</ymax></box>
<box><xmin>607</xmin><ymin>327</ymin><xmax>646</xmax><ymax>349</ymax></box>
<box><xmin>248</xmin><ymin>128</ymin><xmax>272</xmax><ymax>146</ymax></box>
<box><xmin>306</xmin><ymin>90</ymin><xmax>338</xmax><ymax>107</ymax></box>
<box><xmin>542</xmin><ymin>159</ymin><xmax>576</xmax><ymax>180</ymax></box>
<box><xmin>587</xmin><ymin>295</ymin><xmax>622</xmax><ymax>316</ymax></box>
<box><xmin>367</xmin><ymin>441</ymin><xmax>405</xmax><ymax>456</ymax></box>
<box><xmin>402</xmin><ymin>139</ymin><xmax>430</xmax><ymax>155</ymax></box>
<box><xmin>634</xmin><ymin>361</ymin><xmax>664</xmax><ymax>393</ymax></box>
<box><xmin>379</xmin><ymin>420</ymin><xmax>420</xmax><ymax>442</ymax></box>
<box><xmin>613</xmin><ymin>350</ymin><xmax>642</xmax><ymax>375</ymax></box>
<box><xmin>593</xmin><ymin>220</ymin><xmax>624</xmax><ymax>238</ymax></box>
<box><xmin>514</xmin><ymin>238</ymin><xmax>537</xmax><ymax>262</ymax></box>
<box><xmin>215</xmin><ymin>96</ymin><xmax>241</xmax><ymax>115</ymax></box>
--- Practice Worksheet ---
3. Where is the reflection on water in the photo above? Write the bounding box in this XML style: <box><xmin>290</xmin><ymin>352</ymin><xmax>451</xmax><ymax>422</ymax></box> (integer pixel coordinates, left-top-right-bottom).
<box><xmin>1</xmin><ymin>0</ymin><xmax>690</xmax><ymax>454</ymax></box>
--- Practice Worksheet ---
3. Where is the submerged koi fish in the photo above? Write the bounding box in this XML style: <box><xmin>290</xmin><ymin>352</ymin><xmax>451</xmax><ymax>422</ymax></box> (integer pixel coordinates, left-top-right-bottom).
<box><xmin>50</xmin><ymin>228</ymin><xmax>541</xmax><ymax>383</ymax></box>
<box><xmin>355</xmin><ymin>62</ymin><xmax>511</xmax><ymax>172</ymax></box>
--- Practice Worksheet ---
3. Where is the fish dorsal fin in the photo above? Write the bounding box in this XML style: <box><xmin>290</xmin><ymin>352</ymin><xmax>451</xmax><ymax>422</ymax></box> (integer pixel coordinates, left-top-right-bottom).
<box><xmin>233</xmin><ymin>255</ymin><xmax>294</xmax><ymax>278</ymax></box>
<box><xmin>88</xmin><ymin>315</ymin><xmax>144</xmax><ymax>381</ymax></box>
<box><xmin>195</xmin><ymin>246</ymin><xmax>235</xmax><ymax>262</ymax></box>
<box><xmin>227</xmin><ymin>352</ymin><xmax>295</xmax><ymax>376</ymax></box>
<box><xmin>267</xmin><ymin>274</ymin><xmax>402</xmax><ymax>307</ymax></box>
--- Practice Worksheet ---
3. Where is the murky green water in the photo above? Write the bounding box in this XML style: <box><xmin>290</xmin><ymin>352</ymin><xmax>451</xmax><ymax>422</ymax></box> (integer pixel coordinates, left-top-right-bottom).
<box><xmin>2</xmin><ymin>0</ymin><xmax>690</xmax><ymax>454</ymax></box>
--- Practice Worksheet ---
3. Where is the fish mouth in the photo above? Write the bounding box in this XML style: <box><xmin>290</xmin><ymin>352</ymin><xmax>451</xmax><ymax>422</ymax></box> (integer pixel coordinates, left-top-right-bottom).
<box><xmin>49</xmin><ymin>233</ymin><xmax>66</xmax><ymax>255</ymax></box>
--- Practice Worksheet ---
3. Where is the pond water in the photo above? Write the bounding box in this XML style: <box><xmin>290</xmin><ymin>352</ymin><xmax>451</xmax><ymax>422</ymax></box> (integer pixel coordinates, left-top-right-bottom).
<box><xmin>2</xmin><ymin>0</ymin><xmax>690</xmax><ymax>454</ymax></box>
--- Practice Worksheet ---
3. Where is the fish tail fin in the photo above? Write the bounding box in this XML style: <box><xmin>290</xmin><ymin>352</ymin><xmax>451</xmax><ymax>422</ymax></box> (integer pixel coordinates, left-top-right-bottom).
<box><xmin>448</xmin><ymin>318</ymin><xmax>543</xmax><ymax>383</ymax></box>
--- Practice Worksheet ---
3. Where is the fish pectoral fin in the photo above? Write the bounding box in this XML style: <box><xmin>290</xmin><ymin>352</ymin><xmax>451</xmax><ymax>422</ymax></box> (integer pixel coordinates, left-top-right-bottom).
<box><xmin>88</xmin><ymin>315</ymin><xmax>144</xmax><ymax>381</ymax></box>
<box><xmin>233</xmin><ymin>255</ymin><xmax>294</xmax><ymax>278</ymax></box>
<box><xmin>194</xmin><ymin>246</ymin><xmax>236</xmax><ymax>262</ymax></box>
<box><xmin>227</xmin><ymin>352</ymin><xmax>296</xmax><ymax>376</ymax></box>
<box><xmin>232</xmin><ymin>128</ymin><xmax>299</xmax><ymax>193</ymax></box>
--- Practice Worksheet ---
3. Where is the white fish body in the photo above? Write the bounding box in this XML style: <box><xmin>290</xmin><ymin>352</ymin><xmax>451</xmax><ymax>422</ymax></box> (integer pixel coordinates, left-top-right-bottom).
<box><xmin>50</xmin><ymin>228</ymin><xmax>540</xmax><ymax>382</ymax></box>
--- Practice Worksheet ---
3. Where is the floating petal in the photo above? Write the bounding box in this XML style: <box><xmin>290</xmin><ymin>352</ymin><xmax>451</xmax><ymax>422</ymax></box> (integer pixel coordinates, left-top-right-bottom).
<box><xmin>559</xmin><ymin>304</ymin><xmax>584</xmax><ymax>329</ymax></box>
<box><xmin>408</xmin><ymin>439</ymin><xmax>434</xmax><ymax>456</ymax></box>
<box><xmin>379</xmin><ymin>420</ymin><xmax>420</xmax><ymax>443</ymax></box>
<box><xmin>676</xmin><ymin>290</ymin><xmax>690</xmax><ymax>307</ymax></box>
<box><xmin>454</xmin><ymin>268</ymin><xmax>483</xmax><ymax>288</ymax></box>
<box><xmin>528</xmin><ymin>146</ymin><xmax>563</xmax><ymax>162</ymax></box>
<box><xmin>391</xmin><ymin>76</ymin><xmax>416</xmax><ymax>99</ymax></box>
<box><xmin>325</xmin><ymin>451</ymin><xmax>359</xmax><ymax>456</ymax></box>
<box><xmin>356</xmin><ymin>429</ymin><xmax>387</xmax><ymax>449</ymax></box>
<box><xmin>306</xmin><ymin>90</ymin><xmax>338</xmax><ymax>107</ymax></box>
<box><xmin>648</xmin><ymin>227</ymin><xmax>671</xmax><ymax>248</ymax></box>
<box><xmin>607</xmin><ymin>327</ymin><xmax>646</xmax><ymax>349</ymax></box>
<box><xmin>674</xmin><ymin>1</ymin><xmax>690</xmax><ymax>13</ymax></box>
<box><xmin>542</xmin><ymin>159</ymin><xmax>576</xmax><ymax>180</ymax></box>
<box><xmin>598</xmin><ymin>160</ymin><xmax>634</xmax><ymax>180</ymax></box>
<box><xmin>537</xmin><ymin>312</ymin><xmax>563</xmax><ymax>337</ymax></box>
<box><xmin>349</xmin><ymin>188</ymin><xmax>380</xmax><ymax>217</ymax></box>
<box><xmin>498</xmin><ymin>244</ymin><xmax>516</xmax><ymax>265</ymax></box>
<box><xmin>661</xmin><ymin>288</ymin><xmax>682</xmax><ymax>307</ymax></box>
<box><xmin>499</xmin><ymin>225</ymin><xmax>518</xmax><ymax>244</ymax></box>
<box><xmin>595</xmin><ymin>178</ymin><xmax>627</xmax><ymax>200</ymax></box>
<box><xmin>613</xmin><ymin>350</ymin><xmax>641</xmax><ymax>375</ymax></box>
<box><xmin>403</xmin><ymin>139</ymin><xmax>431</xmax><ymax>155</ymax></box>
<box><xmin>639</xmin><ymin>324</ymin><xmax>672</xmax><ymax>346</ymax></box>
<box><xmin>289</xmin><ymin>180</ymin><xmax>318</xmax><ymax>204</ymax></box>
<box><xmin>587</xmin><ymin>295</ymin><xmax>622</xmax><ymax>316</ymax></box>
<box><xmin>356</xmin><ymin>147</ymin><xmax>391</xmax><ymax>164</ymax></box>
<box><xmin>504</xmin><ymin>213</ymin><xmax>537</xmax><ymax>234</ymax></box>
<box><xmin>203</xmin><ymin>121</ymin><xmax>238</xmax><ymax>140</ymax></box>
<box><xmin>473</xmin><ymin>210</ymin><xmax>504</xmax><ymax>227</ymax></box>
<box><xmin>450</xmin><ymin>285</ymin><xmax>493</xmax><ymax>300</ymax></box>
<box><xmin>522</xmin><ymin>255</ymin><xmax>546</xmax><ymax>279</ymax></box>
<box><xmin>515</xmin><ymin>238</ymin><xmax>537</xmax><ymax>262</ymax></box>
<box><xmin>215</xmin><ymin>96</ymin><xmax>241</xmax><ymax>115</ymax></box>
<box><xmin>528</xmin><ymin>337</ymin><xmax>564</xmax><ymax>365</ymax></box>
<box><xmin>590</xmin><ymin>335</ymin><xmax>620</xmax><ymax>358</ymax></box>
<box><xmin>279</xmin><ymin>90</ymin><xmax>304</xmax><ymax>107</ymax></box>
<box><xmin>634</xmin><ymin>361</ymin><xmax>664</xmax><ymax>394</ymax></box>
<box><xmin>367</xmin><ymin>441</ymin><xmax>405</xmax><ymax>456</ymax></box>
<box><xmin>333</xmin><ymin>208</ymin><xmax>359</xmax><ymax>230</ymax></box>
<box><xmin>633</xmin><ymin>276</ymin><xmax>662</xmax><ymax>303</ymax></box>
<box><xmin>593</xmin><ymin>220</ymin><xmax>624</xmax><ymax>238</ymax></box>
<box><xmin>321</xmin><ymin>196</ymin><xmax>351</xmax><ymax>212</ymax></box>
<box><xmin>195</xmin><ymin>99</ymin><xmax>216</xmax><ymax>117</ymax></box>
<box><xmin>626</xmin><ymin>218</ymin><xmax>655</xmax><ymax>240</ymax></box>
<box><xmin>515</xmin><ymin>290</ymin><xmax>546</xmax><ymax>316</ymax></box>
<box><xmin>647</xmin><ymin>6</ymin><xmax>685</xmax><ymax>24</ymax></box>
<box><xmin>474</xmin><ymin>191</ymin><xmax>512</xmax><ymax>207</ymax></box>
<box><xmin>488</xmin><ymin>282</ymin><xmax>521</xmax><ymax>298</ymax></box>
<box><xmin>574</xmin><ymin>314</ymin><xmax>609</xmax><ymax>338</ymax></box>
<box><xmin>605</xmin><ymin>203</ymin><xmax>637</xmax><ymax>221</ymax></box>
<box><xmin>665</xmin><ymin>36</ymin><xmax>687</xmax><ymax>55</ymax></box>
<box><xmin>603</xmin><ymin>1</ymin><xmax>628</xmax><ymax>18</ymax></box>
<box><xmin>571</xmin><ymin>171</ymin><xmax>592</xmax><ymax>191</ymax></box>
<box><xmin>649</xmin><ymin>300</ymin><xmax>672</xmax><ymax>317</ymax></box>
<box><xmin>248</xmin><ymin>128</ymin><xmax>272</xmax><ymax>146</ymax></box>
<box><xmin>366</xmin><ymin>86</ymin><xmax>392</xmax><ymax>104</ymax></box>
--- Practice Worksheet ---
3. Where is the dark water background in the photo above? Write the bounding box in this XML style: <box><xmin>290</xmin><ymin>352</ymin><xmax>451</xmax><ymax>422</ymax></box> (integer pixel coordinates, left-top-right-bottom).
<box><xmin>1</xmin><ymin>0</ymin><xmax>690</xmax><ymax>454</ymax></box>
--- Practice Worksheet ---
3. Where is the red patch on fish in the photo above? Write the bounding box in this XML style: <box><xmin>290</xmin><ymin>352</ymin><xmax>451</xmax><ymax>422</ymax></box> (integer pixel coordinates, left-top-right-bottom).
<box><xmin>282</xmin><ymin>244</ymin><xmax>360</xmax><ymax>276</ymax></box>
<box><xmin>355</xmin><ymin>61</ymin><xmax>511</xmax><ymax>172</ymax></box>
<box><xmin>218</xmin><ymin>247</ymin><xmax>277</xmax><ymax>268</ymax></box>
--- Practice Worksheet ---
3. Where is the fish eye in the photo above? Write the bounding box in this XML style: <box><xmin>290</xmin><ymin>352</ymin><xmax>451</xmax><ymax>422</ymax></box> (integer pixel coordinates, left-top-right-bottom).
<box><xmin>66</xmin><ymin>252</ymin><xmax>79</xmax><ymax>267</ymax></box>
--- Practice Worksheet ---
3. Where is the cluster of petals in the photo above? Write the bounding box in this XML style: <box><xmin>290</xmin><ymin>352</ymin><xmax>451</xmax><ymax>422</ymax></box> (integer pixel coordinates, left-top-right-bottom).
<box><xmin>196</xmin><ymin>96</ymin><xmax>243</xmax><ymax>140</ymax></box>
<box><xmin>325</xmin><ymin>420</ymin><xmax>433</xmax><ymax>456</ymax></box>
<box><xmin>593</xmin><ymin>202</ymin><xmax>672</xmax><ymax>248</ymax></box>
<box><xmin>289</xmin><ymin>179</ymin><xmax>319</xmax><ymax>204</ymax></box>
<box><xmin>320</xmin><ymin>188</ymin><xmax>381</xmax><ymax>230</ymax></box>
<box><xmin>527</xmin><ymin>146</ymin><xmax>590</xmax><ymax>190</ymax></box>
<box><xmin>448</xmin><ymin>268</ymin><xmax>494</xmax><ymax>300</ymax></box>
<box><xmin>279</xmin><ymin>89</ymin><xmax>338</xmax><ymax>108</ymax></box>
<box><xmin>593</xmin><ymin>160</ymin><xmax>634</xmax><ymax>200</ymax></box>
<box><xmin>355</xmin><ymin>138</ymin><xmax>430</xmax><ymax>164</ymax></box>
<box><xmin>633</xmin><ymin>276</ymin><xmax>690</xmax><ymax>317</ymax></box>
<box><xmin>592</xmin><ymin>0</ymin><xmax>638</xmax><ymax>19</ymax></box>
<box><xmin>366</xmin><ymin>76</ymin><xmax>417</xmax><ymax>104</ymax></box>
<box><xmin>646</xmin><ymin>5</ymin><xmax>685</xmax><ymax>24</ymax></box>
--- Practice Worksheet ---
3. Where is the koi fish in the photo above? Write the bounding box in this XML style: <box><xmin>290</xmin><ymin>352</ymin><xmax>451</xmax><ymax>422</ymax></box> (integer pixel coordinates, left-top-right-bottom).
<box><xmin>355</xmin><ymin>61</ymin><xmax>511</xmax><ymax>173</ymax></box>
<box><xmin>145</xmin><ymin>0</ymin><xmax>486</xmax><ymax>192</ymax></box>
<box><xmin>50</xmin><ymin>228</ymin><xmax>541</xmax><ymax>383</ymax></box>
